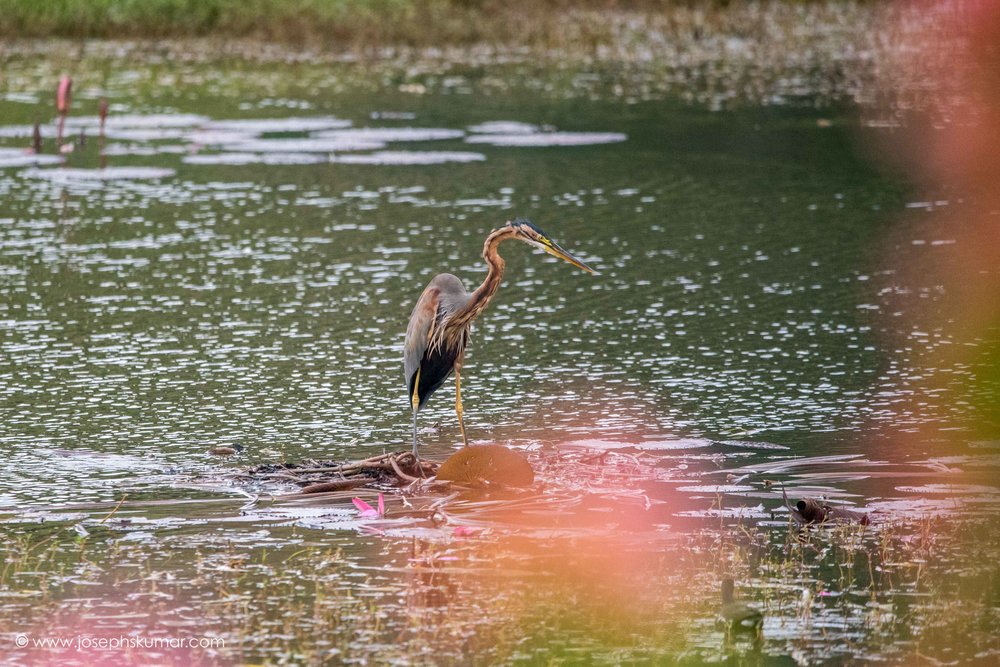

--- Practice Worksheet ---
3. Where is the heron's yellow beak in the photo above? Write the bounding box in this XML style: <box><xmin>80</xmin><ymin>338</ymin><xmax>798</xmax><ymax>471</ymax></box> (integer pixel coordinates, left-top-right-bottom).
<box><xmin>537</xmin><ymin>237</ymin><xmax>598</xmax><ymax>274</ymax></box>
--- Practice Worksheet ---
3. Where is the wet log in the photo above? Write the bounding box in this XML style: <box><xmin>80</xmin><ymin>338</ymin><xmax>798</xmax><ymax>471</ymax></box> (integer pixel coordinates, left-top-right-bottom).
<box><xmin>234</xmin><ymin>447</ymin><xmax>535</xmax><ymax>497</ymax></box>
<box><xmin>238</xmin><ymin>451</ymin><xmax>439</xmax><ymax>492</ymax></box>
<box><xmin>436</xmin><ymin>445</ymin><xmax>535</xmax><ymax>487</ymax></box>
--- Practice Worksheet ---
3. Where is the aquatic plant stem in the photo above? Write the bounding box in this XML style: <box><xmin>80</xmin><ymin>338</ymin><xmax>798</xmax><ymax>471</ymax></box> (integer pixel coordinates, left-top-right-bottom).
<box><xmin>100</xmin><ymin>493</ymin><xmax>128</xmax><ymax>524</ymax></box>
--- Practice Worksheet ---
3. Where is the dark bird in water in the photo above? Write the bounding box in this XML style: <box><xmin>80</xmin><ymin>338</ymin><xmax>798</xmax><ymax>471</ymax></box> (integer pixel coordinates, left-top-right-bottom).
<box><xmin>720</xmin><ymin>578</ymin><xmax>764</xmax><ymax>638</ymax></box>
<box><xmin>782</xmin><ymin>487</ymin><xmax>870</xmax><ymax>526</ymax></box>
<box><xmin>403</xmin><ymin>218</ymin><xmax>596</xmax><ymax>455</ymax></box>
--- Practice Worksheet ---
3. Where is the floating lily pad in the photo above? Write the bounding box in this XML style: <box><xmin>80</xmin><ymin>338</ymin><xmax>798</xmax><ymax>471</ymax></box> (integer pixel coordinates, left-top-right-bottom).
<box><xmin>104</xmin><ymin>128</ymin><xmax>188</xmax><ymax>141</ymax></box>
<box><xmin>718</xmin><ymin>440</ymin><xmax>791</xmax><ymax>450</ymax></box>
<box><xmin>454</xmin><ymin>197</ymin><xmax>512</xmax><ymax>207</ymax></box>
<box><xmin>436</xmin><ymin>445</ymin><xmax>535</xmax><ymax>487</ymax></box>
<box><xmin>315</xmin><ymin>127</ymin><xmax>464</xmax><ymax>142</ymax></box>
<box><xmin>867</xmin><ymin>497</ymin><xmax>1000</xmax><ymax>516</ymax></box>
<box><xmin>63</xmin><ymin>113</ymin><xmax>210</xmax><ymax>129</ymax></box>
<box><xmin>637</xmin><ymin>438</ymin><xmax>712</xmax><ymax>450</ymax></box>
<box><xmin>896</xmin><ymin>484</ymin><xmax>1000</xmax><ymax>495</ymax></box>
<box><xmin>187</xmin><ymin>129</ymin><xmax>256</xmax><ymax>145</ymax></box>
<box><xmin>22</xmin><ymin>166</ymin><xmax>176</xmax><ymax>181</ymax></box>
<box><xmin>105</xmin><ymin>143</ymin><xmax>187</xmax><ymax>156</ymax></box>
<box><xmin>466</xmin><ymin>121</ymin><xmax>540</xmax><ymax>134</ymax></box>
<box><xmin>0</xmin><ymin>124</ymin><xmax>57</xmax><ymax>138</ymax></box>
<box><xmin>675</xmin><ymin>505</ymin><xmax>769</xmax><ymax>519</ymax></box>
<box><xmin>206</xmin><ymin>117</ymin><xmax>351</xmax><ymax>133</ymax></box>
<box><xmin>560</xmin><ymin>438</ymin><xmax>710</xmax><ymax>451</ymax></box>
<box><xmin>0</xmin><ymin>149</ymin><xmax>63</xmax><ymax>168</ymax></box>
<box><xmin>224</xmin><ymin>138</ymin><xmax>385</xmax><ymax>153</ymax></box>
<box><xmin>331</xmin><ymin>151</ymin><xmax>485</xmax><ymax>165</ymax></box>
<box><xmin>4</xmin><ymin>92</ymin><xmax>39</xmax><ymax>104</ymax></box>
<box><xmin>676</xmin><ymin>484</ymin><xmax>756</xmax><ymax>493</ymax></box>
<box><xmin>466</xmin><ymin>132</ymin><xmax>627</xmax><ymax>146</ymax></box>
<box><xmin>370</xmin><ymin>111</ymin><xmax>417</xmax><ymax>120</ymax></box>
<box><xmin>183</xmin><ymin>152</ymin><xmax>329</xmax><ymax>165</ymax></box>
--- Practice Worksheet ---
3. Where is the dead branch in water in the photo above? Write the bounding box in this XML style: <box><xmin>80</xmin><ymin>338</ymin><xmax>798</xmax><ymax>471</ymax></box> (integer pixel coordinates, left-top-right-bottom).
<box><xmin>240</xmin><ymin>451</ymin><xmax>438</xmax><ymax>494</ymax></box>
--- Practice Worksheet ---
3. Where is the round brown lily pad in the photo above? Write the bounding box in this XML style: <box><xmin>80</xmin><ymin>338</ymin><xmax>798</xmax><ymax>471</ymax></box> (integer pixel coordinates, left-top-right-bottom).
<box><xmin>435</xmin><ymin>445</ymin><xmax>535</xmax><ymax>487</ymax></box>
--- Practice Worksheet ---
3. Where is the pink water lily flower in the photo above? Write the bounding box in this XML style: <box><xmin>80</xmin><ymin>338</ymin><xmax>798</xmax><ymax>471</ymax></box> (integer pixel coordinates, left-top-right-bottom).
<box><xmin>352</xmin><ymin>494</ymin><xmax>385</xmax><ymax>519</ymax></box>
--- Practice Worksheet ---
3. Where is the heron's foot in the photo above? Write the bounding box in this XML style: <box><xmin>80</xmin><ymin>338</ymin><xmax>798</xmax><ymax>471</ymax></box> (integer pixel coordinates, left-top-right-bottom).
<box><xmin>399</xmin><ymin>450</ymin><xmax>428</xmax><ymax>479</ymax></box>
<box><xmin>388</xmin><ymin>452</ymin><xmax>421</xmax><ymax>483</ymax></box>
<box><xmin>411</xmin><ymin>451</ymin><xmax>426</xmax><ymax>478</ymax></box>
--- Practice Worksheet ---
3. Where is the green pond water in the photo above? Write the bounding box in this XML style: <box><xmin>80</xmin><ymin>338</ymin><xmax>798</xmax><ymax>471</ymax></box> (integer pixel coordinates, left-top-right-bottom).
<box><xmin>0</xmin><ymin>56</ymin><xmax>998</xmax><ymax>665</ymax></box>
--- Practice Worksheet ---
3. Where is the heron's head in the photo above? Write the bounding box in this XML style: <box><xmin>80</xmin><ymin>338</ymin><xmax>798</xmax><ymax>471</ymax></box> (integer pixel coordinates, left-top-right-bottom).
<box><xmin>505</xmin><ymin>217</ymin><xmax>597</xmax><ymax>274</ymax></box>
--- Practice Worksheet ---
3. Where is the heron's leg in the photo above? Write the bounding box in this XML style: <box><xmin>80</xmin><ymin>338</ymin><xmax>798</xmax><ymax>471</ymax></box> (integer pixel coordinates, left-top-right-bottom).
<box><xmin>411</xmin><ymin>368</ymin><xmax>421</xmax><ymax>457</ymax></box>
<box><xmin>455</xmin><ymin>365</ymin><xmax>469</xmax><ymax>448</ymax></box>
<box><xmin>412</xmin><ymin>411</ymin><xmax>419</xmax><ymax>457</ymax></box>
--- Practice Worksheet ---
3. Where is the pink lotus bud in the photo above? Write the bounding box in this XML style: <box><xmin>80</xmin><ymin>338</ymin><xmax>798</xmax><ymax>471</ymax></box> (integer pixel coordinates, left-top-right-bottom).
<box><xmin>57</xmin><ymin>76</ymin><xmax>72</xmax><ymax>115</ymax></box>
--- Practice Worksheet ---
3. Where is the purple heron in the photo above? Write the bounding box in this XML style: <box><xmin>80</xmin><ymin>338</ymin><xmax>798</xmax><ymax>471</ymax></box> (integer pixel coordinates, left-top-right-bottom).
<box><xmin>404</xmin><ymin>218</ymin><xmax>596</xmax><ymax>455</ymax></box>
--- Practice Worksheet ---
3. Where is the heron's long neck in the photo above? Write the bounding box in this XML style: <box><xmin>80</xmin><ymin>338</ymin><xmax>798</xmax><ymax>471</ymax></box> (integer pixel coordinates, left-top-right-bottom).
<box><xmin>447</xmin><ymin>228</ymin><xmax>512</xmax><ymax>330</ymax></box>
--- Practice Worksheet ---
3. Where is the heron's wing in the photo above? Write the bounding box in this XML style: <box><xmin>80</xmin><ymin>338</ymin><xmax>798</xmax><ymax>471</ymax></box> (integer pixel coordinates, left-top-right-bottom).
<box><xmin>404</xmin><ymin>284</ymin><xmax>441</xmax><ymax>399</ymax></box>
